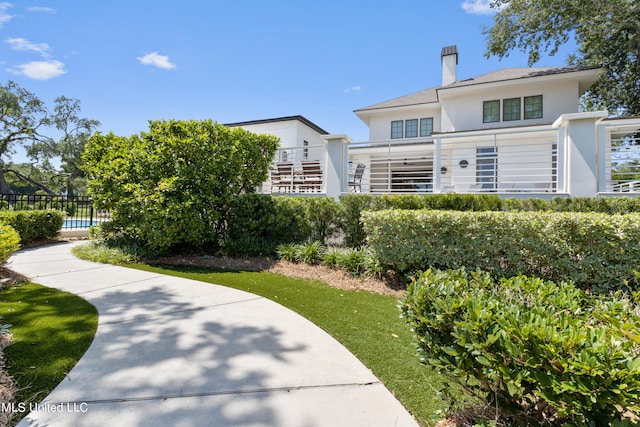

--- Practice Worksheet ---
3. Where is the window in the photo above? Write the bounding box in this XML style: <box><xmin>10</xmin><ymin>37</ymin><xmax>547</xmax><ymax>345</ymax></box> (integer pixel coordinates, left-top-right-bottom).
<box><xmin>503</xmin><ymin>98</ymin><xmax>521</xmax><ymax>121</ymax></box>
<box><xmin>405</xmin><ymin>119</ymin><xmax>418</xmax><ymax>138</ymax></box>
<box><xmin>420</xmin><ymin>118</ymin><xmax>433</xmax><ymax>136</ymax></box>
<box><xmin>477</xmin><ymin>147</ymin><xmax>497</xmax><ymax>190</ymax></box>
<box><xmin>483</xmin><ymin>100</ymin><xmax>500</xmax><ymax>123</ymax></box>
<box><xmin>391</xmin><ymin>120</ymin><xmax>403</xmax><ymax>139</ymax></box>
<box><xmin>303</xmin><ymin>140</ymin><xmax>309</xmax><ymax>159</ymax></box>
<box><xmin>524</xmin><ymin>95</ymin><xmax>543</xmax><ymax>119</ymax></box>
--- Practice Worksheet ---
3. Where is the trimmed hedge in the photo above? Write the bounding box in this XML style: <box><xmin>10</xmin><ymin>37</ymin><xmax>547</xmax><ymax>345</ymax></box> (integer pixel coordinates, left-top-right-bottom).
<box><xmin>340</xmin><ymin>194</ymin><xmax>503</xmax><ymax>248</ymax></box>
<box><xmin>400</xmin><ymin>268</ymin><xmax>640</xmax><ymax>424</ymax></box>
<box><xmin>340</xmin><ymin>194</ymin><xmax>640</xmax><ymax>248</ymax></box>
<box><xmin>362</xmin><ymin>209</ymin><xmax>640</xmax><ymax>293</ymax></box>
<box><xmin>0</xmin><ymin>210</ymin><xmax>64</xmax><ymax>244</ymax></box>
<box><xmin>0</xmin><ymin>224</ymin><xmax>20</xmax><ymax>264</ymax></box>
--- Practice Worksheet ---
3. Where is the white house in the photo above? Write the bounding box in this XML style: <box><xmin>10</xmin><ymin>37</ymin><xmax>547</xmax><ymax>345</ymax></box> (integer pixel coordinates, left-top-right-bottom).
<box><xmin>348</xmin><ymin>45</ymin><xmax>630</xmax><ymax>195</ymax></box>
<box><xmin>233</xmin><ymin>47</ymin><xmax>640</xmax><ymax>198</ymax></box>
<box><xmin>226</xmin><ymin>116</ymin><xmax>349</xmax><ymax>197</ymax></box>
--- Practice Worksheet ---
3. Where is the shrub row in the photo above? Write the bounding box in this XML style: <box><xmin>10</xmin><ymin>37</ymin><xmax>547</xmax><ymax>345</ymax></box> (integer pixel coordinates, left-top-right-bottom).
<box><xmin>362</xmin><ymin>209</ymin><xmax>640</xmax><ymax>293</ymax></box>
<box><xmin>0</xmin><ymin>210</ymin><xmax>65</xmax><ymax>244</ymax></box>
<box><xmin>223</xmin><ymin>194</ymin><xmax>343</xmax><ymax>256</ymax></box>
<box><xmin>0</xmin><ymin>225</ymin><xmax>20</xmax><ymax>264</ymax></box>
<box><xmin>400</xmin><ymin>268</ymin><xmax>640</xmax><ymax>425</ymax></box>
<box><xmin>340</xmin><ymin>194</ymin><xmax>640</xmax><ymax>247</ymax></box>
<box><xmin>276</xmin><ymin>241</ymin><xmax>382</xmax><ymax>277</ymax></box>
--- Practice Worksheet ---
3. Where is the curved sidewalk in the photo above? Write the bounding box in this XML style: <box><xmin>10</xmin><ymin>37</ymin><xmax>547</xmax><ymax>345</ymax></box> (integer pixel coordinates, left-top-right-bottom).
<box><xmin>8</xmin><ymin>242</ymin><xmax>418</xmax><ymax>427</ymax></box>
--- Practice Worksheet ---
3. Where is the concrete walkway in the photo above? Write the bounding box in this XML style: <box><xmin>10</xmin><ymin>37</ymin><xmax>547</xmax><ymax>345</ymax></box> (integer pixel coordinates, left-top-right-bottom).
<box><xmin>8</xmin><ymin>242</ymin><xmax>418</xmax><ymax>427</ymax></box>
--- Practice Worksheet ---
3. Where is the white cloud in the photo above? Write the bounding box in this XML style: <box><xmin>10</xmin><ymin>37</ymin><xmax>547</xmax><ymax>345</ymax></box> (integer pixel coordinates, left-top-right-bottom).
<box><xmin>0</xmin><ymin>2</ymin><xmax>14</xmax><ymax>27</ymax></box>
<box><xmin>9</xmin><ymin>60</ymin><xmax>66</xmax><ymax>80</ymax></box>
<box><xmin>26</xmin><ymin>6</ymin><xmax>56</xmax><ymax>13</ymax></box>
<box><xmin>461</xmin><ymin>0</ymin><xmax>499</xmax><ymax>15</ymax></box>
<box><xmin>137</xmin><ymin>52</ymin><xmax>176</xmax><ymax>70</ymax></box>
<box><xmin>7</xmin><ymin>37</ymin><xmax>50</xmax><ymax>57</ymax></box>
<box><xmin>344</xmin><ymin>85</ymin><xmax>361</xmax><ymax>94</ymax></box>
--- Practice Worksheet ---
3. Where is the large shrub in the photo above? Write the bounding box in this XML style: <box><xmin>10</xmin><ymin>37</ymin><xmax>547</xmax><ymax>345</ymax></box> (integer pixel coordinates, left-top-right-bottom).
<box><xmin>363</xmin><ymin>209</ymin><xmax>640</xmax><ymax>293</ymax></box>
<box><xmin>0</xmin><ymin>224</ymin><xmax>20</xmax><ymax>264</ymax></box>
<box><xmin>224</xmin><ymin>195</ymin><xmax>311</xmax><ymax>255</ymax></box>
<box><xmin>83</xmin><ymin>120</ymin><xmax>279</xmax><ymax>253</ymax></box>
<box><xmin>400</xmin><ymin>268</ymin><xmax>640</xmax><ymax>425</ymax></box>
<box><xmin>0</xmin><ymin>210</ymin><xmax>64</xmax><ymax>243</ymax></box>
<box><xmin>224</xmin><ymin>195</ymin><xmax>343</xmax><ymax>255</ymax></box>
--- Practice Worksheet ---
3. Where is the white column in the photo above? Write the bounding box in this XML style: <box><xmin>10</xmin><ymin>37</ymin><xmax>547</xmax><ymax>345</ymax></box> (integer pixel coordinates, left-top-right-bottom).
<box><xmin>556</xmin><ymin>127</ymin><xmax>566</xmax><ymax>193</ymax></box>
<box><xmin>433</xmin><ymin>136</ymin><xmax>442</xmax><ymax>192</ymax></box>
<box><xmin>597</xmin><ymin>123</ymin><xmax>608</xmax><ymax>193</ymax></box>
<box><xmin>322</xmin><ymin>134</ymin><xmax>351</xmax><ymax>200</ymax></box>
<box><xmin>552</xmin><ymin>111</ymin><xmax>608</xmax><ymax>197</ymax></box>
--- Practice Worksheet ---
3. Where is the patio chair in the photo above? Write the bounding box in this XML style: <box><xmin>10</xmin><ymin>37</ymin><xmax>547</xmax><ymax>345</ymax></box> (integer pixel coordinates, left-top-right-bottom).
<box><xmin>270</xmin><ymin>169</ymin><xmax>287</xmax><ymax>193</ymax></box>
<box><xmin>348</xmin><ymin>163</ymin><xmax>366</xmax><ymax>192</ymax></box>
<box><xmin>276</xmin><ymin>162</ymin><xmax>299</xmax><ymax>192</ymax></box>
<box><xmin>301</xmin><ymin>160</ymin><xmax>323</xmax><ymax>192</ymax></box>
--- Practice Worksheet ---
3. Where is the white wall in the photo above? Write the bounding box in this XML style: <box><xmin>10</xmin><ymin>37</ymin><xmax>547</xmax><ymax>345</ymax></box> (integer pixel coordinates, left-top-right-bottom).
<box><xmin>364</xmin><ymin>105</ymin><xmax>441</xmax><ymax>141</ymax></box>
<box><xmin>440</xmin><ymin>79</ymin><xmax>580</xmax><ymax>132</ymax></box>
<box><xmin>234</xmin><ymin>120</ymin><xmax>326</xmax><ymax>149</ymax></box>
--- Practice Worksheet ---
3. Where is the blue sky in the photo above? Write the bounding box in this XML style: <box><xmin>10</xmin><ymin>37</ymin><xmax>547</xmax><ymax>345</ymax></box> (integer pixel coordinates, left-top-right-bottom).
<box><xmin>1</xmin><ymin>0</ymin><xmax>577</xmax><ymax>150</ymax></box>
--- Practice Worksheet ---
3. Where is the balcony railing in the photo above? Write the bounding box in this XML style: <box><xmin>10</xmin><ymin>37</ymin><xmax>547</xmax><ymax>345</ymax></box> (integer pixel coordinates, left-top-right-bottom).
<box><xmin>348</xmin><ymin>129</ymin><xmax>559</xmax><ymax>194</ymax></box>
<box><xmin>262</xmin><ymin>144</ymin><xmax>327</xmax><ymax>194</ymax></box>
<box><xmin>603</xmin><ymin>131</ymin><xmax>640</xmax><ymax>193</ymax></box>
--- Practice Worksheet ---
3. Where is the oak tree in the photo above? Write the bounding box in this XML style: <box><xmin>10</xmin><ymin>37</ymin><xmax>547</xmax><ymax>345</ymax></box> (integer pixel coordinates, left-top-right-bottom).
<box><xmin>485</xmin><ymin>0</ymin><xmax>640</xmax><ymax>115</ymax></box>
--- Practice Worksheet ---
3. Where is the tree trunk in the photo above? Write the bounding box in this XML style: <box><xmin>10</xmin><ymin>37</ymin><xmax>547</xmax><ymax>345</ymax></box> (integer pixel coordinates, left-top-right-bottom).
<box><xmin>0</xmin><ymin>169</ymin><xmax>13</xmax><ymax>194</ymax></box>
<box><xmin>3</xmin><ymin>168</ymin><xmax>56</xmax><ymax>195</ymax></box>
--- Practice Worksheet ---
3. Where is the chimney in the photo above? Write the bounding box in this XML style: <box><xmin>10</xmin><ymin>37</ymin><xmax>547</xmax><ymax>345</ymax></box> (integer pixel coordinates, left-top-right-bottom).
<box><xmin>441</xmin><ymin>45</ymin><xmax>458</xmax><ymax>86</ymax></box>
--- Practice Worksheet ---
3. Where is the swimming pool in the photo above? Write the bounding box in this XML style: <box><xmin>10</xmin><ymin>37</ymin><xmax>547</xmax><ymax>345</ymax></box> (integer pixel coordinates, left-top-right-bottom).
<box><xmin>62</xmin><ymin>219</ymin><xmax>97</xmax><ymax>229</ymax></box>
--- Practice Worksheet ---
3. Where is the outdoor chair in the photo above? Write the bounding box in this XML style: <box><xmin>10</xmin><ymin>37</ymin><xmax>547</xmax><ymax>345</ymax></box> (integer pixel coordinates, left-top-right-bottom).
<box><xmin>270</xmin><ymin>169</ymin><xmax>288</xmax><ymax>193</ymax></box>
<box><xmin>300</xmin><ymin>160</ymin><xmax>323</xmax><ymax>192</ymax></box>
<box><xmin>348</xmin><ymin>163</ymin><xmax>366</xmax><ymax>192</ymax></box>
<box><xmin>275</xmin><ymin>162</ymin><xmax>301</xmax><ymax>192</ymax></box>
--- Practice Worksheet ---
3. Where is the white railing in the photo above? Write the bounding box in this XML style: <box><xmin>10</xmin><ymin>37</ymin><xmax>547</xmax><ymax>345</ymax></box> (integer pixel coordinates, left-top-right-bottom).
<box><xmin>348</xmin><ymin>138</ymin><xmax>435</xmax><ymax>193</ymax></box>
<box><xmin>348</xmin><ymin>130</ymin><xmax>559</xmax><ymax>194</ymax></box>
<box><xmin>261</xmin><ymin>144</ymin><xmax>327</xmax><ymax>194</ymax></box>
<box><xmin>603</xmin><ymin>130</ymin><xmax>640</xmax><ymax>193</ymax></box>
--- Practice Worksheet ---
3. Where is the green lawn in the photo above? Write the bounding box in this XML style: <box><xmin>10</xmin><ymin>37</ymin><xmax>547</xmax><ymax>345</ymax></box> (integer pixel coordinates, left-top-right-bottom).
<box><xmin>132</xmin><ymin>264</ymin><xmax>448</xmax><ymax>426</ymax></box>
<box><xmin>0</xmin><ymin>282</ymin><xmax>98</xmax><ymax>425</ymax></box>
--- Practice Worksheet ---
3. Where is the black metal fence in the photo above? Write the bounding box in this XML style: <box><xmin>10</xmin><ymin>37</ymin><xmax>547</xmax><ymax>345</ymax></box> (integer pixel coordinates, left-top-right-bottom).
<box><xmin>0</xmin><ymin>193</ymin><xmax>106</xmax><ymax>230</ymax></box>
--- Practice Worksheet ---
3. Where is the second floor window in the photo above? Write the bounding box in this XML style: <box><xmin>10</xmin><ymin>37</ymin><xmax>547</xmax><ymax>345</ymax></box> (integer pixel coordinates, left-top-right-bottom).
<box><xmin>391</xmin><ymin>120</ymin><xmax>403</xmax><ymax>139</ymax></box>
<box><xmin>420</xmin><ymin>118</ymin><xmax>433</xmax><ymax>136</ymax></box>
<box><xmin>483</xmin><ymin>100</ymin><xmax>500</xmax><ymax>123</ymax></box>
<box><xmin>524</xmin><ymin>95</ymin><xmax>543</xmax><ymax>119</ymax></box>
<box><xmin>405</xmin><ymin>119</ymin><xmax>418</xmax><ymax>138</ymax></box>
<box><xmin>391</xmin><ymin>117</ymin><xmax>434</xmax><ymax>139</ymax></box>
<box><xmin>503</xmin><ymin>98</ymin><xmax>521</xmax><ymax>121</ymax></box>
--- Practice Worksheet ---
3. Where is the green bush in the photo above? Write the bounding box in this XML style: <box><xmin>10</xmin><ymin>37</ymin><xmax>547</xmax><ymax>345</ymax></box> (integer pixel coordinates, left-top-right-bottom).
<box><xmin>0</xmin><ymin>210</ymin><xmax>64</xmax><ymax>243</ymax></box>
<box><xmin>225</xmin><ymin>195</ymin><xmax>311</xmax><ymax>256</ymax></box>
<box><xmin>341</xmin><ymin>195</ymin><xmax>640</xmax><ymax>249</ymax></box>
<box><xmin>341</xmin><ymin>194</ymin><xmax>510</xmax><ymax>248</ymax></box>
<box><xmin>304</xmin><ymin>197</ymin><xmax>344</xmax><ymax>245</ymax></box>
<box><xmin>363</xmin><ymin>209</ymin><xmax>640</xmax><ymax>293</ymax></box>
<box><xmin>400</xmin><ymin>268</ymin><xmax>640</xmax><ymax>425</ymax></box>
<box><xmin>295</xmin><ymin>241</ymin><xmax>325</xmax><ymax>265</ymax></box>
<box><xmin>0</xmin><ymin>224</ymin><xmax>20</xmax><ymax>264</ymax></box>
<box><xmin>83</xmin><ymin>121</ymin><xmax>279</xmax><ymax>254</ymax></box>
<box><xmin>276</xmin><ymin>243</ymin><xmax>298</xmax><ymax>262</ymax></box>
<box><xmin>224</xmin><ymin>195</ymin><xmax>342</xmax><ymax>255</ymax></box>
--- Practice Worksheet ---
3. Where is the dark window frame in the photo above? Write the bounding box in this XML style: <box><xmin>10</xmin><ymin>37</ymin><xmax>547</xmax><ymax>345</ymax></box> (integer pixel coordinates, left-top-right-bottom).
<box><xmin>405</xmin><ymin>119</ymin><xmax>418</xmax><ymax>138</ymax></box>
<box><xmin>503</xmin><ymin>97</ymin><xmax>521</xmax><ymax>121</ymax></box>
<box><xmin>420</xmin><ymin>117</ymin><xmax>433</xmax><ymax>136</ymax></box>
<box><xmin>483</xmin><ymin>100</ymin><xmax>500</xmax><ymax>123</ymax></box>
<box><xmin>391</xmin><ymin>120</ymin><xmax>403</xmax><ymax>139</ymax></box>
<box><xmin>524</xmin><ymin>95</ymin><xmax>543</xmax><ymax>119</ymax></box>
